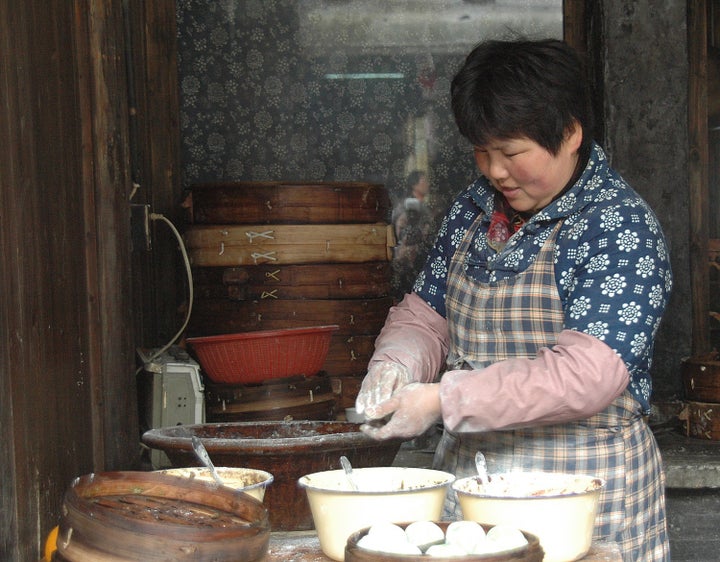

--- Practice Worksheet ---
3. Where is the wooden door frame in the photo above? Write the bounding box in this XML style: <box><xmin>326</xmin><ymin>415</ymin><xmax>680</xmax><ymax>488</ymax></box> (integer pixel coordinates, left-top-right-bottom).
<box><xmin>688</xmin><ymin>0</ymin><xmax>711</xmax><ymax>354</ymax></box>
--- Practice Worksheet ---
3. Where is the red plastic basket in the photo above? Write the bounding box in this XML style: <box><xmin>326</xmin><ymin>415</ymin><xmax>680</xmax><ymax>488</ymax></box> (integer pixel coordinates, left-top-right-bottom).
<box><xmin>187</xmin><ymin>325</ymin><xmax>339</xmax><ymax>384</ymax></box>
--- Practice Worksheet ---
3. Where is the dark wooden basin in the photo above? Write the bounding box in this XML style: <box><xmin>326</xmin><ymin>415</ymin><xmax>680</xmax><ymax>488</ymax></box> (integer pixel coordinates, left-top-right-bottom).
<box><xmin>142</xmin><ymin>420</ymin><xmax>403</xmax><ymax>531</ymax></box>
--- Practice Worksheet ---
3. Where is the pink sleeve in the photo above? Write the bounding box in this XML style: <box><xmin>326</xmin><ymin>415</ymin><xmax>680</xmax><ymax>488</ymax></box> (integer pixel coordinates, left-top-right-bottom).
<box><xmin>370</xmin><ymin>292</ymin><xmax>450</xmax><ymax>384</ymax></box>
<box><xmin>439</xmin><ymin>329</ymin><xmax>630</xmax><ymax>432</ymax></box>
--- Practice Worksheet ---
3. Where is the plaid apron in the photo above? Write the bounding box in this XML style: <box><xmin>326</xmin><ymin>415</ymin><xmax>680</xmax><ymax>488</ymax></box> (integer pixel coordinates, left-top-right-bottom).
<box><xmin>434</xmin><ymin>215</ymin><xmax>669</xmax><ymax>561</ymax></box>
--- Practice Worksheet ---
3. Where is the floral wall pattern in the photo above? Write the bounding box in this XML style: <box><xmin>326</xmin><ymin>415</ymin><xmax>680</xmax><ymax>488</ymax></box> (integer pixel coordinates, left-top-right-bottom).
<box><xmin>175</xmin><ymin>0</ymin><xmax>562</xmax><ymax>294</ymax></box>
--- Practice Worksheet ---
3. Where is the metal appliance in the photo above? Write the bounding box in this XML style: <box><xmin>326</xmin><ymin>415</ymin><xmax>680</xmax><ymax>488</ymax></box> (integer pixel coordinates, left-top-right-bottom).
<box><xmin>138</xmin><ymin>346</ymin><xmax>205</xmax><ymax>468</ymax></box>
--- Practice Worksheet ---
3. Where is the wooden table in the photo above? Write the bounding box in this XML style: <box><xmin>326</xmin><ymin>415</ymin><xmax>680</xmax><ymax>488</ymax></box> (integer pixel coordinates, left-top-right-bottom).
<box><xmin>264</xmin><ymin>531</ymin><xmax>623</xmax><ymax>561</ymax></box>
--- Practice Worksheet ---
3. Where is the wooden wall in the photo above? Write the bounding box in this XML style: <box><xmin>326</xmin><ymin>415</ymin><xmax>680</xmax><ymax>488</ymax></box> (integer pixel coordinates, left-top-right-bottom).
<box><xmin>0</xmin><ymin>0</ymin><xmax>180</xmax><ymax>559</ymax></box>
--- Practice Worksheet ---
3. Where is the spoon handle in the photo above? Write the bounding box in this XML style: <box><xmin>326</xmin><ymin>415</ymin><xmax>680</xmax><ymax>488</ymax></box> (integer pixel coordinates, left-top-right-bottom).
<box><xmin>191</xmin><ymin>436</ymin><xmax>224</xmax><ymax>486</ymax></box>
<box><xmin>340</xmin><ymin>455</ymin><xmax>359</xmax><ymax>491</ymax></box>
<box><xmin>475</xmin><ymin>451</ymin><xmax>489</xmax><ymax>485</ymax></box>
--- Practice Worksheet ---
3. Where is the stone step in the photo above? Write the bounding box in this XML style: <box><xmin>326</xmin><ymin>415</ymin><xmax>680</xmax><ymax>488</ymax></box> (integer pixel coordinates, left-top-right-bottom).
<box><xmin>654</xmin><ymin>427</ymin><xmax>720</xmax><ymax>489</ymax></box>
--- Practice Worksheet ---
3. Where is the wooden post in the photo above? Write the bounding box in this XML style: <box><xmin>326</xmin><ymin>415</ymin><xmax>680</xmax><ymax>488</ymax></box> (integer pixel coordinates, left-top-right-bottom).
<box><xmin>689</xmin><ymin>0</ymin><xmax>711</xmax><ymax>354</ymax></box>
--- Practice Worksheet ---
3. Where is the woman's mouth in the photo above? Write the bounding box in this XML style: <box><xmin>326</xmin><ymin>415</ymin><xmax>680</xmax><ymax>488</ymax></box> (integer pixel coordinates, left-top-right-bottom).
<box><xmin>499</xmin><ymin>185</ymin><xmax>521</xmax><ymax>196</ymax></box>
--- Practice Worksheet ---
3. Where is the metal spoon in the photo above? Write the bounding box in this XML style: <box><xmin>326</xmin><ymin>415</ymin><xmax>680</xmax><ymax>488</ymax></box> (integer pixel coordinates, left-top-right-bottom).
<box><xmin>191</xmin><ymin>435</ymin><xmax>224</xmax><ymax>486</ymax></box>
<box><xmin>340</xmin><ymin>455</ymin><xmax>359</xmax><ymax>491</ymax></box>
<box><xmin>475</xmin><ymin>451</ymin><xmax>489</xmax><ymax>485</ymax></box>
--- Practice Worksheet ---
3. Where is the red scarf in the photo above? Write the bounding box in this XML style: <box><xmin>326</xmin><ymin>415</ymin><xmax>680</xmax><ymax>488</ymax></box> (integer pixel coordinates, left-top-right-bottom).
<box><xmin>488</xmin><ymin>195</ymin><xmax>526</xmax><ymax>252</ymax></box>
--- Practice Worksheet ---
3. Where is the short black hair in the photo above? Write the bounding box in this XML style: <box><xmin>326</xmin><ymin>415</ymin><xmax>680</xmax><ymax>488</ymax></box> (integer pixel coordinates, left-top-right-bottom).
<box><xmin>450</xmin><ymin>39</ymin><xmax>594</xmax><ymax>156</ymax></box>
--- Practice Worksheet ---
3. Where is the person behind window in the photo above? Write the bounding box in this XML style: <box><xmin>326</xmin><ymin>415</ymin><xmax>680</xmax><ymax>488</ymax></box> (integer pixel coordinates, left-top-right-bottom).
<box><xmin>391</xmin><ymin>171</ymin><xmax>434</xmax><ymax>300</ymax></box>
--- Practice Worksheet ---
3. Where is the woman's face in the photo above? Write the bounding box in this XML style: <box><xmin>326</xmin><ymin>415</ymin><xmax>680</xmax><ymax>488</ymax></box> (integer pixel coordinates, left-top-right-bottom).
<box><xmin>473</xmin><ymin>125</ymin><xmax>582</xmax><ymax>213</ymax></box>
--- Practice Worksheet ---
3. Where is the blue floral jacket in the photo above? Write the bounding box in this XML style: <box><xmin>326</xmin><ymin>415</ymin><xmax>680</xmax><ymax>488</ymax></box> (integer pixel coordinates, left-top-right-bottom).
<box><xmin>414</xmin><ymin>143</ymin><xmax>673</xmax><ymax>413</ymax></box>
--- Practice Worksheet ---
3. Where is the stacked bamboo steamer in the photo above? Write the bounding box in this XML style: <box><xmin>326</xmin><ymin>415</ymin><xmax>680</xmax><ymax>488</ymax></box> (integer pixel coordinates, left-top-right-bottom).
<box><xmin>184</xmin><ymin>181</ymin><xmax>394</xmax><ymax>416</ymax></box>
<box><xmin>682</xmin><ymin>353</ymin><xmax>720</xmax><ymax>439</ymax></box>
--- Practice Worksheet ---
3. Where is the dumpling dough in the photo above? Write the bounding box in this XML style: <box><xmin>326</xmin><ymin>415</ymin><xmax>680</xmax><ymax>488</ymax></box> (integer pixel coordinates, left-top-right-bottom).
<box><xmin>357</xmin><ymin>533</ymin><xmax>422</xmax><ymax>554</ymax></box>
<box><xmin>359</xmin><ymin>522</ymin><xmax>423</xmax><ymax>555</ymax></box>
<box><xmin>445</xmin><ymin>520</ymin><xmax>486</xmax><ymax>553</ymax></box>
<box><xmin>366</xmin><ymin>522</ymin><xmax>408</xmax><ymax>544</ymax></box>
<box><xmin>485</xmin><ymin>524</ymin><xmax>528</xmax><ymax>551</ymax></box>
<box><xmin>404</xmin><ymin>520</ymin><xmax>445</xmax><ymax>550</ymax></box>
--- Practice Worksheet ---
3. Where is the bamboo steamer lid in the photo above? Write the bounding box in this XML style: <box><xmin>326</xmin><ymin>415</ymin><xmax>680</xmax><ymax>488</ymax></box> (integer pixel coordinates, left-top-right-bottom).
<box><xmin>56</xmin><ymin>471</ymin><xmax>269</xmax><ymax>561</ymax></box>
<box><xmin>184</xmin><ymin>223</ymin><xmax>394</xmax><ymax>267</ymax></box>
<box><xmin>186</xmin><ymin>181</ymin><xmax>390</xmax><ymax>225</ymax></box>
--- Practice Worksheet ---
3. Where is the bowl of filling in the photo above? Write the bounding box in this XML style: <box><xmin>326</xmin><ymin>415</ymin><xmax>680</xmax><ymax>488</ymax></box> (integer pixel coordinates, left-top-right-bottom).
<box><xmin>298</xmin><ymin>466</ymin><xmax>455</xmax><ymax>561</ymax></box>
<box><xmin>156</xmin><ymin>467</ymin><xmax>274</xmax><ymax>501</ymax></box>
<box><xmin>452</xmin><ymin>472</ymin><xmax>605</xmax><ymax>562</ymax></box>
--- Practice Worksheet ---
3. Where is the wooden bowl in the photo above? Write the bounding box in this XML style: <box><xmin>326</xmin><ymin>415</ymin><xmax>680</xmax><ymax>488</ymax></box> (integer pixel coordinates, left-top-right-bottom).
<box><xmin>56</xmin><ymin>471</ymin><xmax>269</xmax><ymax>561</ymax></box>
<box><xmin>345</xmin><ymin>522</ymin><xmax>544</xmax><ymax>562</ymax></box>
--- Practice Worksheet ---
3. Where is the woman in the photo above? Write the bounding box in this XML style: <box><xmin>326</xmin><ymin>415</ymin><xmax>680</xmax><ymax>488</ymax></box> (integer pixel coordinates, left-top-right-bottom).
<box><xmin>355</xmin><ymin>39</ymin><xmax>671</xmax><ymax>561</ymax></box>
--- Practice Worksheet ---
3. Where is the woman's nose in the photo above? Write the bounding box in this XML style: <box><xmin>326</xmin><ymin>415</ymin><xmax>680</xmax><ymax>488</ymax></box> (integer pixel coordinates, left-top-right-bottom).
<box><xmin>486</xmin><ymin>154</ymin><xmax>509</xmax><ymax>181</ymax></box>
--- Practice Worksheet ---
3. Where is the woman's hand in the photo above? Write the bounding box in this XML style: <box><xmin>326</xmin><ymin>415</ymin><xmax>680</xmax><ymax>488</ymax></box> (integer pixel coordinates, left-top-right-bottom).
<box><xmin>355</xmin><ymin>361</ymin><xmax>413</xmax><ymax>419</ymax></box>
<box><xmin>360</xmin><ymin>382</ymin><xmax>441</xmax><ymax>440</ymax></box>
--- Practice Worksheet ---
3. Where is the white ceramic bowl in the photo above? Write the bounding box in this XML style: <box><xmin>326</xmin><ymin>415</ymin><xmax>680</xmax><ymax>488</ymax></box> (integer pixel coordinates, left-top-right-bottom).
<box><xmin>298</xmin><ymin>466</ymin><xmax>455</xmax><ymax>561</ymax></box>
<box><xmin>157</xmin><ymin>466</ymin><xmax>274</xmax><ymax>501</ymax></box>
<box><xmin>453</xmin><ymin>472</ymin><xmax>605</xmax><ymax>562</ymax></box>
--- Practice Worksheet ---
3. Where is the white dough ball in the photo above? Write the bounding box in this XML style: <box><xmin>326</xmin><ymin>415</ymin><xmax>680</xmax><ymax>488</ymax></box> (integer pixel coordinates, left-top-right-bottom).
<box><xmin>360</xmin><ymin>522</ymin><xmax>423</xmax><ymax>555</ymax></box>
<box><xmin>445</xmin><ymin>521</ymin><xmax>485</xmax><ymax>554</ymax></box>
<box><xmin>366</xmin><ymin>522</ymin><xmax>408</xmax><ymax>544</ymax></box>
<box><xmin>485</xmin><ymin>524</ymin><xmax>528</xmax><ymax>551</ymax></box>
<box><xmin>357</xmin><ymin>534</ymin><xmax>384</xmax><ymax>552</ymax></box>
<box><xmin>404</xmin><ymin>520</ymin><xmax>445</xmax><ymax>549</ymax></box>
<box><xmin>426</xmin><ymin>542</ymin><xmax>468</xmax><ymax>557</ymax></box>
<box><xmin>445</xmin><ymin>520</ymin><xmax>486</xmax><ymax>553</ymax></box>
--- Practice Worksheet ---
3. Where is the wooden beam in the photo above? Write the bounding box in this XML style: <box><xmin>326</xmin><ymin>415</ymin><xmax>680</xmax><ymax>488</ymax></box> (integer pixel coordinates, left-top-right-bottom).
<box><xmin>688</xmin><ymin>0</ymin><xmax>711</xmax><ymax>354</ymax></box>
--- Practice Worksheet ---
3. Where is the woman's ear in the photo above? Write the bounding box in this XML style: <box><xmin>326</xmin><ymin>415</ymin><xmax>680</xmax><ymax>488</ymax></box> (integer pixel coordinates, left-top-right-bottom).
<box><xmin>565</xmin><ymin>120</ymin><xmax>583</xmax><ymax>152</ymax></box>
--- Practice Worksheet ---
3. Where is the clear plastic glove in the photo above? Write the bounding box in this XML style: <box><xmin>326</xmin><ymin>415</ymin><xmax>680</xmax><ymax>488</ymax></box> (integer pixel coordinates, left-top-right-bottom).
<box><xmin>355</xmin><ymin>361</ymin><xmax>413</xmax><ymax>419</ymax></box>
<box><xmin>360</xmin><ymin>382</ymin><xmax>441</xmax><ymax>441</ymax></box>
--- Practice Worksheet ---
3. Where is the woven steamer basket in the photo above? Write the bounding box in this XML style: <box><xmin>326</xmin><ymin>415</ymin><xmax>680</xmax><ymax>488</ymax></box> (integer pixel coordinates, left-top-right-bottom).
<box><xmin>55</xmin><ymin>471</ymin><xmax>269</xmax><ymax>561</ymax></box>
<box><xmin>345</xmin><ymin>522</ymin><xmax>543</xmax><ymax>562</ymax></box>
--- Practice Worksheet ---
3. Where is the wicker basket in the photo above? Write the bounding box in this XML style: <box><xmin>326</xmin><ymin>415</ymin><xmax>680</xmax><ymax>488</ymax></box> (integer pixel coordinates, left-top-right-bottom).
<box><xmin>187</xmin><ymin>325</ymin><xmax>338</xmax><ymax>384</ymax></box>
